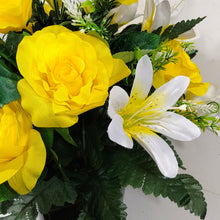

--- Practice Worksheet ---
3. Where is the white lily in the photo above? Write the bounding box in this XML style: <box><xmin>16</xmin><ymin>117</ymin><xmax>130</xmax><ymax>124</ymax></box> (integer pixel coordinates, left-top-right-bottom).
<box><xmin>142</xmin><ymin>0</ymin><xmax>197</xmax><ymax>40</ymax></box>
<box><xmin>108</xmin><ymin>2</ymin><xmax>139</xmax><ymax>26</ymax></box>
<box><xmin>107</xmin><ymin>55</ymin><xmax>201</xmax><ymax>178</ymax></box>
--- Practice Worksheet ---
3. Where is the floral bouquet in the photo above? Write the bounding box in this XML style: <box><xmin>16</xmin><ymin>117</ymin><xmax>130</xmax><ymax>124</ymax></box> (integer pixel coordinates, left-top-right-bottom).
<box><xmin>0</xmin><ymin>0</ymin><xmax>219</xmax><ymax>219</ymax></box>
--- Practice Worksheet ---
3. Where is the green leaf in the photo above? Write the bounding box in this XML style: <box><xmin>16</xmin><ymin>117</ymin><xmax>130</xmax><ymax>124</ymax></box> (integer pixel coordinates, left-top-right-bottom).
<box><xmin>78</xmin><ymin>171</ymin><xmax>124</xmax><ymax>220</ymax></box>
<box><xmin>0</xmin><ymin>177</ymin><xmax>77</xmax><ymax>219</ymax></box>
<box><xmin>111</xmin><ymin>143</ymin><xmax>206</xmax><ymax>219</ymax></box>
<box><xmin>34</xmin><ymin>177</ymin><xmax>77</xmax><ymax>214</ymax></box>
<box><xmin>0</xmin><ymin>62</ymin><xmax>21</xmax><ymax>108</ymax></box>
<box><xmin>5</xmin><ymin>32</ymin><xmax>24</xmax><ymax>57</ymax></box>
<box><xmin>56</xmin><ymin>128</ymin><xmax>77</xmax><ymax>146</ymax></box>
<box><xmin>110</xmin><ymin>32</ymin><xmax>160</xmax><ymax>54</ymax></box>
<box><xmin>0</xmin><ymin>195</ymin><xmax>38</xmax><ymax>220</ymax></box>
<box><xmin>142</xmin><ymin>174</ymin><xmax>207</xmax><ymax>219</ymax></box>
<box><xmin>113</xmin><ymin>49</ymin><xmax>153</xmax><ymax>64</ymax></box>
<box><xmin>0</xmin><ymin>183</ymin><xmax>17</xmax><ymax>202</ymax></box>
<box><xmin>161</xmin><ymin>17</ymin><xmax>206</xmax><ymax>41</ymax></box>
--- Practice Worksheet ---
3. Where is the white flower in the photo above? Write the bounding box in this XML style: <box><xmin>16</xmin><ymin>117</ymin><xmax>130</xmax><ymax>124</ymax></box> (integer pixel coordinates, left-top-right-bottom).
<box><xmin>107</xmin><ymin>55</ymin><xmax>201</xmax><ymax>178</ymax></box>
<box><xmin>109</xmin><ymin>2</ymin><xmax>139</xmax><ymax>26</ymax></box>
<box><xmin>63</xmin><ymin>0</ymin><xmax>82</xmax><ymax>22</ymax></box>
<box><xmin>142</xmin><ymin>0</ymin><xmax>197</xmax><ymax>40</ymax></box>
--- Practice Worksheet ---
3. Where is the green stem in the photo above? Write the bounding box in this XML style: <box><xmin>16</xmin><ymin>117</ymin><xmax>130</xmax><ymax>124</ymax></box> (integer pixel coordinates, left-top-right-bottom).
<box><xmin>49</xmin><ymin>148</ymin><xmax>69</xmax><ymax>182</ymax></box>
<box><xmin>54</xmin><ymin>0</ymin><xmax>60</xmax><ymax>19</ymax></box>
<box><xmin>60</xmin><ymin>3</ymin><xmax>65</xmax><ymax>20</ymax></box>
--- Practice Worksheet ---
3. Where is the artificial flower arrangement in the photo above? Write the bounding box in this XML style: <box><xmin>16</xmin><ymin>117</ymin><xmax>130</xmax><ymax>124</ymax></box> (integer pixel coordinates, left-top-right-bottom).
<box><xmin>0</xmin><ymin>0</ymin><xmax>219</xmax><ymax>219</ymax></box>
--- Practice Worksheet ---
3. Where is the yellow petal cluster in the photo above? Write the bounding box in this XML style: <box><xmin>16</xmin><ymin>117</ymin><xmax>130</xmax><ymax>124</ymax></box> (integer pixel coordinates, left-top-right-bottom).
<box><xmin>153</xmin><ymin>40</ymin><xmax>209</xmax><ymax>96</ymax></box>
<box><xmin>17</xmin><ymin>25</ymin><xmax>130</xmax><ymax>128</ymax></box>
<box><xmin>0</xmin><ymin>100</ymin><xmax>46</xmax><ymax>195</ymax></box>
<box><xmin>0</xmin><ymin>0</ymin><xmax>32</xmax><ymax>34</ymax></box>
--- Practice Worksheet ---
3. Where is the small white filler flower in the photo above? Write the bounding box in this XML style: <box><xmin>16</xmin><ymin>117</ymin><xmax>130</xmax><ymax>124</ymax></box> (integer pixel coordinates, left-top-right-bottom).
<box><xmin>107</xmin><ymin>55</ymin><xmax>201</xmax><ymax>178</ymax></box>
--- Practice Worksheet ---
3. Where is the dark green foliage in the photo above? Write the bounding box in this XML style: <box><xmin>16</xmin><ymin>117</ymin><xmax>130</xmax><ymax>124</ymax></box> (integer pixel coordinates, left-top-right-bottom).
<box><xmin>34</xmin><ymin>177</ymin><xmax>77</xmax><ymax>214</ymax></box>
<box><xmin>0</xmin><ymin>108</ymin><xmax>207</xmax><ymax>219</ymax></box>
<box><xmin>76</xmin><ymin>172</ymin><xmax>124</xmax><ymax>220</ymax></box>
<box><xmin>31</xmin><ymin>0</ymin><xmax>72</xmax><ymax>32</ymax></box>
<box><xmin>0</xmin><ymin>61</ymin><xmax>21</xmax><ymax>108</ymax></box>
<box><xmin>110</xmin><ymin>32</ymin><xmax>161</xmax><ymax>54</ymax></box>
<box><xmin>142</xmin><ymin>174</ymin><xmax>207</xmax><ymax>219</ymax></box>
<box><xmin>110</xmin><ymin>141</ymin><xmax>207</xmax><ymax>219</ymax></box>
<box><xmin>0</xmin><ymin>195</ymin><xmax>38</xmax><ymax>220</ymax></box>
<box><xmin>187</xmin><ymin>49</ymin><xmax>198</xmax><ymax>59</ymax></box>
<box><xmin>5</xmin><ymin>32</ymin><xmax>24</xmax><ymax>59</ymax></box>
<box><xmin>161</xmin><ymin>17</ymin><xmax>206</xmax><ymax>41</ymax></box>
<box><xmin>0</xmin><ymin>177</ymin><xmax>77</xmax><ymax>219</ymax></box>
<box><xmin>0</xmin><ymin>183</ymin><xmax>17</xmax><ymax>203</ymax></box>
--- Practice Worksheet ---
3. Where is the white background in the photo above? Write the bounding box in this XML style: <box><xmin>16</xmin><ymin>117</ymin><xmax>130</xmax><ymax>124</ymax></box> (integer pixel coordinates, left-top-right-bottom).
<box><xmin>1</xmin><ymin>1</ymin><xmax>220</xmax><ymax>220</ymax></box>
<box><xmin>124</xmin><ymin>0</ymin><xmax>220</xmax><ymax>219</ymax></box>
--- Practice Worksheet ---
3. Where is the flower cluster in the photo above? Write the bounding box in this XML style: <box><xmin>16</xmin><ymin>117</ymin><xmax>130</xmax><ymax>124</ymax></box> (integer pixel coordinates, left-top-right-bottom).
<box><xmin>0</xmin><ymin>0</ymin><xmax>218</xmax><ymax>219</ymax></box>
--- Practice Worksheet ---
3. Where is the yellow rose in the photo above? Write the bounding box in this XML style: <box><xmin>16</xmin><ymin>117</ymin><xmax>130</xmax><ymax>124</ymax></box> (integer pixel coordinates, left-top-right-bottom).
<box><xmin>0</xmin><ymin>0</ymin><xmax>32</xmax><ymax>34</ymax></box>
<box><xmin>0</xmin><ymin>100</ymin><xmax>46</xmax><ymax>195</ymax></box>
<box><xmin>153</xmin><ymin>40</ymin><xmax>209</xmax><ymax>96</ymax></box>
<box><xmin>17</xmin><ymin>25</ymin><xmax>130</xmax><ymax>128</ymax></box>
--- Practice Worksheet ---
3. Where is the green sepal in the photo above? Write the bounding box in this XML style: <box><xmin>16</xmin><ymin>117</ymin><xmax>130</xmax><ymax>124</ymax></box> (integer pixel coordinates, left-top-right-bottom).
<box><xmin>56</xmin><ymin>128</ymin><xmax>77</xmax><ymax>146</ymax></box>
<box><xmin>36</xmin><ymin>128</ymin><xmax>54</xmax><ymax>148</ymax></box>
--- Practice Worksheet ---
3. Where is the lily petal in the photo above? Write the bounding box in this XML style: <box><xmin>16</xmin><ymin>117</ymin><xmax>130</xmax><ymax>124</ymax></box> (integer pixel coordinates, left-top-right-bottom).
<box><xmin>142</xmin><ymin>0</ymin><xmax>155</xmax><ymax>32</ymax></box>
<box><xmin>148</xmin><ymin>76</ymin><xmax>190</xmax><ymax>110</ymax></box>
<box><xmin>170</xmin><ymin>0</ymin><xmax>184</xmax><ymax>23</ymax></box>
<box><xmin>178</xmin><ymin>28</ymin><xmax>200</xmax><ymax>41</ymax></box>
<box><xmin>130</xmin><ymin>55</ymin><xmax>153</xmax><ymax>102</ymax></box>
<box><xmin>108</xmin><ymin>114</ymin><xmax>133</xmax><ymax>149</ymax></box>
<box><xmin>133</xmin><ymin>130</ymin><xmax>178</xmax><ymax>178</ymax></box>
<box><xmin>108</xmin><ymin>86</ymin><xmax>130</xmax><ymax>119</ymax></box>
<box><xmin>146</xmin><ymin>112</ymin><xmax>201</xmax><ymax>141</ymax></box>
<box><xmin>150</xmin><ymin>0</ymin><xmax>171</xmax><ymax>32</ymax></box>
<box><xmin>110</xmin><ymin>3</ymin><xmax>138</xmax><ymax>25</ymax></box>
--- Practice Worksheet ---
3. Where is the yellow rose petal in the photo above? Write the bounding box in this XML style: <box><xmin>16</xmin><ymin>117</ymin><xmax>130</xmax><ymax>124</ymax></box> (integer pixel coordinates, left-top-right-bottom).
<box><xmin>17</xmin><ymin>25</ymin><xmax>130</xmax><ymax>127</ymax></box>
<box><xmin>0</xmin><ymin>155</ymin><xmax>24</xmax><ymax>185</ymax></box>
<box><xmin>8</xmin><ymin>130</ymin><xmax>46</xmax><ymax>195</ymax></box>
<box><xmin>0</xmin><ymin>0</ymin><xmax>32</xmax><ymax>34</ymax></box>
<box><xmin>110</xmin><ymin>59</ymin><xmax>131</xmax><ymax>86</ymax></box>
<box><xmin>18</xmin><ymin>79</ymin><xmax>79</xmax><ymax>127</ymax></box>
<box><xmin>153</xmin><ymin>40</ymin><xmax>209</xmax><ymax>96</ymax></box>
